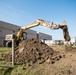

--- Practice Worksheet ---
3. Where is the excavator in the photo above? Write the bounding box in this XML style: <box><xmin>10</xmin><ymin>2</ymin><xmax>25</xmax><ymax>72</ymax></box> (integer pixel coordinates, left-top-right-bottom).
<box><xmin>3</xmin><ymin>19</ymin><xmax>71</xmax><ymax>47</ymax></box>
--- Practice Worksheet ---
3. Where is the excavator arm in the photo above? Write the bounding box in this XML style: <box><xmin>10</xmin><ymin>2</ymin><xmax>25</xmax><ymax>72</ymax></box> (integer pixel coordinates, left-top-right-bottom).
<box><xmin>16</xmin><ymin>19</ymin><xmax>70</xmax><ymax>41</ymax></box>
<box><xmin>21</xmin><ymin>19</ymin><xmax>54</xmax><ymax>30</ymax></box>
<box><xmin>16</xmin><ymin>19</ymin><xmax>54</xmax><ymax>41</ymax></box>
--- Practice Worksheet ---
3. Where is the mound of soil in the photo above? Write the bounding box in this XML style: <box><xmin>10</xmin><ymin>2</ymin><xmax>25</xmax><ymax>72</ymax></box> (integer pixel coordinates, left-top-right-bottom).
<box><xmin>4</xmin><ymin>38</ymin><xmax>63</xmax><ymax>65</ymax></box>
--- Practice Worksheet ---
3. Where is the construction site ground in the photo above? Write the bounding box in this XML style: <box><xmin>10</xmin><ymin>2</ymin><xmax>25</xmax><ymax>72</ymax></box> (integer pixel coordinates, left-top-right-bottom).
<box><xmin>0</xmin><ymin>39</ymin><xmax>76</xmax><ymax>75</ymax></box>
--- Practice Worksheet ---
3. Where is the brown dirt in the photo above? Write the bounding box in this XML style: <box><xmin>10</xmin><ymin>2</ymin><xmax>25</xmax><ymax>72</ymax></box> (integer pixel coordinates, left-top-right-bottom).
<box><xmin>4</xmin><ymin>38</ymin><xmax>64</xmax><ymax>65</ymax></box>
<box><xmin>3</xmin><ymin>40</ymin><xmax>76</xmax><ymax>75</ymax></box>
<box><xmin>49</xmin><ymin>45</ymin><xmax>76</xmax><ymax>75</ymax></box>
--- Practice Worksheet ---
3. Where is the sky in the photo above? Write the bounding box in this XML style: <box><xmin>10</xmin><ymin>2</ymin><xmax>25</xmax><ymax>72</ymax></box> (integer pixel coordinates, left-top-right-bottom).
<box><xmin>0</xmin><ymin>0</ymin><xmax>76</xmax><ymax>40</ymax></box>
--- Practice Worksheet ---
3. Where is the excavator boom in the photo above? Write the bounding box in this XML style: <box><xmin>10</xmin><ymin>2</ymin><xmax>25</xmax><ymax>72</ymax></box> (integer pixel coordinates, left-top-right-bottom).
<box><xmin>17</xmin><ymin>19</ymin><xmax>54</xmax><ymax>40</ymax></box>
<box><xmin>17</xmin><ymin>19</ymin><xmax>70</xmax><ymax>42</ymax></box>
<box><xmin>21</xmin><ymin>19</ymin><xmax>53</xmax><ymax>30</ymax></box>
<box><xmin>21</xmin><ymin>21</ymin><xmax>40</xmax><ymax>30</ymax></box>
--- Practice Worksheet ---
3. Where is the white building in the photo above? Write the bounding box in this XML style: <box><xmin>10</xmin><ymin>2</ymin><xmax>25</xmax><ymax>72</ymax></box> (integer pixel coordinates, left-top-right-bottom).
<box><xmin>70</xmin><ymin>38</ymin><xmax>76</xmax><ymax>44</ymax></box>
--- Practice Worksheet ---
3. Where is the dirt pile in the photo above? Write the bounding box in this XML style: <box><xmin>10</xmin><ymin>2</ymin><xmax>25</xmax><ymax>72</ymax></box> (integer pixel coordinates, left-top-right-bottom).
<box><xmin>4</xmin><ymin>38</ymin><xmax>63</xmax><ymax>65</ymax></box>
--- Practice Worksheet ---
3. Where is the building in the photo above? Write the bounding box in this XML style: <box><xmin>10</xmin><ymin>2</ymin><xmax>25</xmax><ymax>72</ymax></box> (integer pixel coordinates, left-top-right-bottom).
<box><xmin>38</xmin><ymin>32</ymin><xmax>52</xmax><ymax>43</ymax></box>
<box><xmin>70</xmin><ymin>38</ymin><xmax>76</xmax><ymax>44</ymax></box>
<box><xmin>0</xmin><ymin>20</ymin><xmax>52</xmax><ymax>45</ymax></box>
<box><xmin>0</xmin><ymin>21</ymin><xmax>20</xmax><ymax>45</ymax></box>
<box><xmin>25</xmin><ymin>29</ymin><xmax>37</xmax><ymax>39</ymax></box>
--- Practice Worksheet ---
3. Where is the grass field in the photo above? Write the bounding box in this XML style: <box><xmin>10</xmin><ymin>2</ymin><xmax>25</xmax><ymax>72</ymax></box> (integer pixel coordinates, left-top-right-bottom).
<box><xmin>0</xmin><ymin>46</ymin><xmax>35</xmax><ymax>75</ymax></box>
<box><xmin>0</xmin><ymin>47</ymin><xmax>12</xmax><ymax>65</ymax></box>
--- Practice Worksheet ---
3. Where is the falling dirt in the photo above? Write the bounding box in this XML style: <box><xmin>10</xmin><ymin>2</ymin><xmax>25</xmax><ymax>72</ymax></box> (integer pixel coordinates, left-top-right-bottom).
<box><xmin>4</xmin><ymin>38</ymin><xmax>64</xmax><ymax>65</ymax></box>
<box><xmin>60</xmin><ymin>25</ymin><xmax>71</xmax><ymax>41</ymax></box>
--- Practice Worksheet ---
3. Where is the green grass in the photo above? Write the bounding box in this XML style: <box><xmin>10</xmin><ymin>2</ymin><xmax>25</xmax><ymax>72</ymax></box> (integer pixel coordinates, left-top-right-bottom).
<box><xmin>72</xmin><ymin>46</ymin><xmax>76</xmax><ymax>48</ymax></box>
<box><xmin>0</xmin><ymin>47</ymin><xmax>12</xmax><ymax>65</ymax></box>
<box><xmin>0</xmin><ymin>47</ymin><xmax>12</xmax><ymax>75</ymax></box>
<box><xmin>0</xmin><ymin>47</ymin><xmax>33</xmax><ymax>75</ymax></box>
<box><xmin>0</xmin><ymin>47</ymin><xmax>11</xmax><ymax>55</ymax></box>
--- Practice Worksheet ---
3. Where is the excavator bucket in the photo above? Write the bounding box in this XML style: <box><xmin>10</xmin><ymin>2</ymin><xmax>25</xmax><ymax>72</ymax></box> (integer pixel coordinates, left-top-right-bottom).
<box><xmin>59</xmin><ymin>21</ymin><xmax>71</xmax><ymax>41</ymax></box>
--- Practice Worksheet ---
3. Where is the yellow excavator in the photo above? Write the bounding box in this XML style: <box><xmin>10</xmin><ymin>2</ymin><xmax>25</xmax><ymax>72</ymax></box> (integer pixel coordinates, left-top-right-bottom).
<box><xmin>3</xmin><ymin>19</ymin><xmax>71</xmax><ymax>47</ymax></box>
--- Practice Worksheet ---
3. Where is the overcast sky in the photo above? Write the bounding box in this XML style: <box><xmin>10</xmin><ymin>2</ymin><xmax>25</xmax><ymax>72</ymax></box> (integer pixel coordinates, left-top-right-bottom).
<box><xmin>0</xmin><ymin>0</ymin><xmax>76</xmax><ymax>40</ymax></box>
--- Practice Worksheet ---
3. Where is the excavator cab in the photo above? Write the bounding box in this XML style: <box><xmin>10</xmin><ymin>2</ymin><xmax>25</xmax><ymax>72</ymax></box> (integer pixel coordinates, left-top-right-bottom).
<box><xmin>21</xmin><ymin>32</ymin><xmax>27</xmax><ymax>40</ymax></box>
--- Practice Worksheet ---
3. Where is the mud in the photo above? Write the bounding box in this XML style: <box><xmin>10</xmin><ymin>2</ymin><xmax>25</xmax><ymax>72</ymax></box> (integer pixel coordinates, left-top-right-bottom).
<box><xmin>4</xmin><ymin>38</ymin><xmax>64</xmax><ymax>65</ymax></box>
